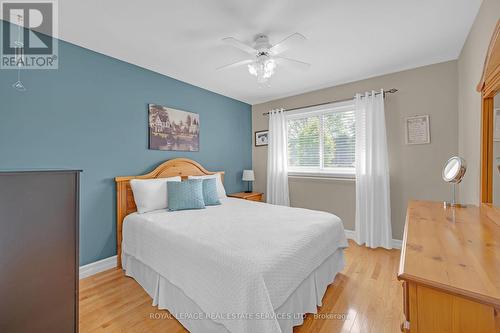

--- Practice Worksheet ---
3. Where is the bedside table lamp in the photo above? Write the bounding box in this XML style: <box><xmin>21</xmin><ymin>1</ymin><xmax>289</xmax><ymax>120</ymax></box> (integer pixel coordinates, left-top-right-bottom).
<box><xmin>242</xmin><ymin>170</ymin><xmax>255</xmax><ymax>193</ymax></box>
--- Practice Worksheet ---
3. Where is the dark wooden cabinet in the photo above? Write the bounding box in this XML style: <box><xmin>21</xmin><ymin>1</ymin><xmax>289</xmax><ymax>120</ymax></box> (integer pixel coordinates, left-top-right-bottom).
<box><xmin>0</xmin><ymin>170</ymin><xmax>80</xmax><ymax>333</ymax></box>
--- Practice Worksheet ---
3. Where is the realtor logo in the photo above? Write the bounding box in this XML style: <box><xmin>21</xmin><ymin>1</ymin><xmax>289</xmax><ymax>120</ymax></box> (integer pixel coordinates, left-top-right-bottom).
<box><xmin>1</xmin><ymin>0</ymin><xmax>58</xmax><ymax>69</ymax></box>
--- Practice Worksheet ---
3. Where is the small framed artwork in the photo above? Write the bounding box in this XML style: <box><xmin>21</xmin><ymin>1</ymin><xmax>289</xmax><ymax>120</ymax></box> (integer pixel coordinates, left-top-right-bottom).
<box><xmin>255</xmin><ymin>130</ymin><xmax>269</xmax><ymax>147</ymax></box>
<box><xmin>405</xmin><ymin>115</ymin><xmax>430</xmax><ymax>145</ymax></box>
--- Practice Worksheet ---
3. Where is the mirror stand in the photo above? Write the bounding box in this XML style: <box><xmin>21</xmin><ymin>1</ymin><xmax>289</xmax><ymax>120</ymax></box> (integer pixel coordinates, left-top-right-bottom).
<box><xmin>442</xmin><ymin>156</ymin><xmax>467</xmax><ymax>208</ymax></box>
<box><xmin>444</xmin><ymin>183</ymin><xmax>466</xmax><ymax>208</ymax></box>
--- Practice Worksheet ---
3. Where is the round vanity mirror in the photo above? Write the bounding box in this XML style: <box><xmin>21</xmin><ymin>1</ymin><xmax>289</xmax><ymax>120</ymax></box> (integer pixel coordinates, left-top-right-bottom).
<box><xmin>442</xmin><ymin>156</ymin><xmax>466</xmax><ymax>183</ymax></box>
<box><xmin>442</xmin><ymin>156</ymin><xmax>467</xmax><ymax>208</ymax></box>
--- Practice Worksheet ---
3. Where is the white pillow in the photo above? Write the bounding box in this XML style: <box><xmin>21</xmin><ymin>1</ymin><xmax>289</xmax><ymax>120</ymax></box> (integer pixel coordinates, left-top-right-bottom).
<box><xmin>188</xmin><ymin>173</ymin><xmax>226</xmax><ymax>199</ymax></box>
<box><xmin>130</xmin><ymin>176</ymin><xmax>181</xmax><ymax>214</ymax></box>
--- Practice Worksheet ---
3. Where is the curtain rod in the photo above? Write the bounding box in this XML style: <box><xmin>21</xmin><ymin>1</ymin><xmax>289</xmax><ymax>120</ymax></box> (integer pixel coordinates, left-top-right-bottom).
<box><xmin>262</xmin><ymin>88</ymin><xmax>398</xmax><ymax>116</ymax></box>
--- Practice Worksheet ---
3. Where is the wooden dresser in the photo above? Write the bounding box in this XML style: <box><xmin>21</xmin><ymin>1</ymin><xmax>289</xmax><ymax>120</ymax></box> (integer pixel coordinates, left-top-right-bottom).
<box><xmin>398</xmin><ymin>201</ymin><xmax>500</xmax><ymax>333</ymax></box>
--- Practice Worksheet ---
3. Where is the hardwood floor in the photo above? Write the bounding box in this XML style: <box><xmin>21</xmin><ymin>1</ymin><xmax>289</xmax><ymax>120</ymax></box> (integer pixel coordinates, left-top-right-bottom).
<box><xmin>79</xmin><ymin>240</ymin><xmax>403</xmax><ymax>333</ymax></box>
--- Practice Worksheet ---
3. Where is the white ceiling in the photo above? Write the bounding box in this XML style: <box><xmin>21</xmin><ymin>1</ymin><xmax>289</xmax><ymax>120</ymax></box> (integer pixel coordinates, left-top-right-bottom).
<box><xmin>57</xmin><ymin>0</ymin><xmax>481</xmax><ymax>104</ymax></box>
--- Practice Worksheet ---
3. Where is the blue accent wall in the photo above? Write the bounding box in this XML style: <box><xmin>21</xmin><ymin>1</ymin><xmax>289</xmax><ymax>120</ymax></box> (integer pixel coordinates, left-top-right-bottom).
<box><xmin>0</xmin><ymin>36</ymin><xmax>252</xmax><ymax>265</ymax></box>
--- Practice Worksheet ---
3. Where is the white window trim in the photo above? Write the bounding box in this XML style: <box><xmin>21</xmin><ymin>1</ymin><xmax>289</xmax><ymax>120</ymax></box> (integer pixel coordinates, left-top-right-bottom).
<box><xmin>285</xmin><ymin>100</ymin><xmax>355</xmax><ymax>119</ymax></box>
<box><xmin>287</xmin><ymin>169</ymin><xmax>355</xmax><ymax>179</ymax></box>
<box><xmin>288</xmin><ymin>174</ymin><xmax>356</xmax><ymax>182</ymax></box>
<box><xmin>286</xmin><ymin>100</ymin><xmax>356</xmax><ymax>179</ymax></box>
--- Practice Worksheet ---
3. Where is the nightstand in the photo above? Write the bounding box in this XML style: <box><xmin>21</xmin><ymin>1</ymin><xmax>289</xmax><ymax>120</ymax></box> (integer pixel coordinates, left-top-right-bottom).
<box><xmin>228</xmin><ymin>192</ymin><xmax>263</xmax><ymax>202</ymax></box>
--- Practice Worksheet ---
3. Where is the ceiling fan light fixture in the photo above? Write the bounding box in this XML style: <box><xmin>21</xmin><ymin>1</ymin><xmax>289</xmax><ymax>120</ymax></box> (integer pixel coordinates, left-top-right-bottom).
<box><xmin>219</xmin><ymin>33</ymin><xmax>309</xmax><ymax>85</ymax></box>
<box><xmin>247</xmin><ymin>58</ymin><xmax>276</xmax><ymax>83</ymax></box>
<box><xmin>247</xmin><ymin>63</ymin><xmax>257</xmax><ymax>76</ymax></box>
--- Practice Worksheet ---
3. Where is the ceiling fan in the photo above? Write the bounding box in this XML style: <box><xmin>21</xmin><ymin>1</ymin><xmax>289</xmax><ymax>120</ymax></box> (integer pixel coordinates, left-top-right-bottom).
<box><xmin>217</xmin><ymin>33</ymin><xmax>310</xmax><ymax>84</ymax></box>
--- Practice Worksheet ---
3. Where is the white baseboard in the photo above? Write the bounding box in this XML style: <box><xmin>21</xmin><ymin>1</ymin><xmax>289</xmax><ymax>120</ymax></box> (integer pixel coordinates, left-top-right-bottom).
<box><xmin>344</xmin><ymin>229</ymin><xmax>402</xmax><ymax>249</ymax></box>
<box><xmin>79</xmin><ymin>255</ymin><xmax>117</xmax><ymax>279</ymax></box>
<box><xmin>344</xmin><ymin>229</ymin><xmax>356</xmax><ymax>240</ymax></box>
<box><xmin>391</xmin><ymin>238</ymin><xmax>403</xmax><ymax>249</ymax></box>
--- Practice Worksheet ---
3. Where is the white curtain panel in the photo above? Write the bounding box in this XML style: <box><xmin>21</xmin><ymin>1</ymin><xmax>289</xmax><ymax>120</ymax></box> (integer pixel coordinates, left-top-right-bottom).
<box><xmin>354</xmin><ymin>90</ymin><xmax>392</xmax><ymax>249</ymax></box>
<box><xmin>267</xmin><ymin>109</ymin><xmax>290</xmax><ymax>206</ymax></box>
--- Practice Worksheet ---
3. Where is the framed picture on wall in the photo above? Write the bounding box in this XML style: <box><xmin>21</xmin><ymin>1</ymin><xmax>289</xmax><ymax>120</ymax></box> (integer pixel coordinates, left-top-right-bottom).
<box><xmin>255</xmin><ymin>130</ymin><xmax>269</xmax><ymax>146</ymax></box>
<box><xmin>405</xmin><ymin>115</ymin><xmax>430</xmax><ymax>145</ymax></box>
<box><xmin>148</xmin><ymin>104</ymin><xmax>200</xmax><ymax>151</ymax></box>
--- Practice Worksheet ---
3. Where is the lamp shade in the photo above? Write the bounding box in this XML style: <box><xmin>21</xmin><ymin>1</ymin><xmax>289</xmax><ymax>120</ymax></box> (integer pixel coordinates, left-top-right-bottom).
<box><xmin>242</xmin><ymin>170</ymin><xmax>255</xmax><ymax>181</ymax></box>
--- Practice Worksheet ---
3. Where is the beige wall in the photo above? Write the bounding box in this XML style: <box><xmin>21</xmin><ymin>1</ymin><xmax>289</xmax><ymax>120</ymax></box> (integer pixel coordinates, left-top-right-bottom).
<box><xmin>252</xmin><ymin>61</ymin><xmax>458</xmax><ymax>239</ymax></box>
<box><xmin>457</xmin><ymin>0</ymin><xmax>500</xmax><ymax>205</ymax></box>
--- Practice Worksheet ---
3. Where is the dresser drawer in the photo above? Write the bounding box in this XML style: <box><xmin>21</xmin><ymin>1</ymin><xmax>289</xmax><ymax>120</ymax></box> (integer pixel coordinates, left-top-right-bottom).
<box><xmin>402</xmin><ymin>283</ymin><xmax>497</xmax><ymax>333</ymax></box>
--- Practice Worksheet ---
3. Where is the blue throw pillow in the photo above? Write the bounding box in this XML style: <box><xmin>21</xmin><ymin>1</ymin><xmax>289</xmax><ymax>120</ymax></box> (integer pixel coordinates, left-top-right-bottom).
<box><xmin>167</xmin><ymin>179</ymin><xmax>205</xmax><ymax>211</ymax></box>
<box><xmin>202</xmin><ymin>178</ymin><xmax>221</xmax><ymax>206</ymax></box>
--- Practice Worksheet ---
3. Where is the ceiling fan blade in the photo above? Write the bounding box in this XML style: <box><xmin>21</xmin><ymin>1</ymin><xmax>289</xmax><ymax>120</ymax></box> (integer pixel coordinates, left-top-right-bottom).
<box><xmin>222</xmin><ymin>37</ymin><xmax>258</xmax><ymax>55</ymax></box>
<box><xmin>275</xmin><ymin>57</ymin><xmax>311</xmax><ymax>70</ymax></box>
<box><xmin>270</xmin><ymin>33</ymin><xmax>306</xmax><ymax>55</ymax></box>
<box><xmin>216</xmin><ymin>59</ymin><xmax>254</xmax><ymax>71</ymax></box>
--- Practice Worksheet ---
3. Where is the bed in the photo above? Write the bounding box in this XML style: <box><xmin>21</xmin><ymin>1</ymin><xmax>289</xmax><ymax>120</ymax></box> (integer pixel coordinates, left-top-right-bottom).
<box><xmin>115</xmin><ymin>158</ymin><xmax>348</xmax><ymax>333</ymax></box>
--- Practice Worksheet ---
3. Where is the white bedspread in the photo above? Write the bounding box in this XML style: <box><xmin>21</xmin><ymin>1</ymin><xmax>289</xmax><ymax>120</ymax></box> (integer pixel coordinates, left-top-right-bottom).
<box><xmin>122</xmin><ymin>198</ymin><xmax>348</xmax><ymax>333</ymax></box>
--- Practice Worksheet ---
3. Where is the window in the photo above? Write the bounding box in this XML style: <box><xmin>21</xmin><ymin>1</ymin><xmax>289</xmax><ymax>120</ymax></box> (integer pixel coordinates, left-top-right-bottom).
<box><xmin>286</xmin><ymin>101</ymin><xmax>355</xmax><ymax>178</ymax></box>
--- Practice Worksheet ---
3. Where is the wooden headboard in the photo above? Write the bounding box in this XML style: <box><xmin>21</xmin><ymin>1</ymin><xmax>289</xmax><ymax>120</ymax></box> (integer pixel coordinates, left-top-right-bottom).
<box><xmin>114</xmin><ymin>158</ymin><xmax>224</xmax><ymax>268</ymax></box>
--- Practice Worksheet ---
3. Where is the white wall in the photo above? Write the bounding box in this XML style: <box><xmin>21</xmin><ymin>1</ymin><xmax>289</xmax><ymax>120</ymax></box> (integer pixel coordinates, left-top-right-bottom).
<box><xmin>253</xmin><ymin>61</ymin><xmax>458</xmax><ymax>239</ymax></box>
<box><xmin>457</xmin><ymin>0</ymin><xmax>500</xmax><ymax>205</ymax></box>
